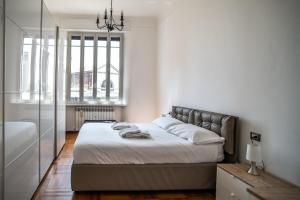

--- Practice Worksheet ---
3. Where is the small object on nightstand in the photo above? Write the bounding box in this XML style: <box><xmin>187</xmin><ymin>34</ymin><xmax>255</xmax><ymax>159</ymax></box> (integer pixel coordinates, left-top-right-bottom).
<box><xmin>246</xmin><ymin>143</ymin><xmax>262</xmax><ymax>176</ymax></box>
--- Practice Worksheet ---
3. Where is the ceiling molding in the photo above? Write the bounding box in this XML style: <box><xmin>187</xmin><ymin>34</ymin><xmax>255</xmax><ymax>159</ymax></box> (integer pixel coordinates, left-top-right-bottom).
<box><xmin>44</xmin><ymin>0</ymin><xmax>178</xmax><ymax>19</ymax></box>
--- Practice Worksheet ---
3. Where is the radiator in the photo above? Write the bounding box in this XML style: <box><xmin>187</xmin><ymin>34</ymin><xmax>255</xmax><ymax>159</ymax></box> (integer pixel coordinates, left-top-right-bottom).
<box><xmin>75</xmin><ymin>106</ymin><xmax>115</xmax><ymax>130</ymax></box>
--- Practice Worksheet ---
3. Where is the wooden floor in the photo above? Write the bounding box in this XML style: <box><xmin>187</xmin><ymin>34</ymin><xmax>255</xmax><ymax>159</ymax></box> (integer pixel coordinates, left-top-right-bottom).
<box><xmin>33</xmin><ymin>132</ymin><xmax>215</xmax><ymax>200</ymax></box>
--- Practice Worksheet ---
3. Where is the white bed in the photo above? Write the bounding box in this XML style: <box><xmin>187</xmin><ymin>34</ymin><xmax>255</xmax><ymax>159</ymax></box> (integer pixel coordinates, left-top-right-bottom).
<box><xmin>71</xmin><ymin>106</ymin><xmax>238</xmax><ymax>191</ymax></box>
<box><xmin>73</xmin><ymin>122</ymin><xmax>224</xmax><ymax>165</ymax></box>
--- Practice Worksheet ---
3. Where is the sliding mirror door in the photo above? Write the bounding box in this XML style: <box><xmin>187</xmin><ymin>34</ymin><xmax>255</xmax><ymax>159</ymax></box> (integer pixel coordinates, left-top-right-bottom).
<box><xmin>0</xmin><ymin>1</ymin><xmax>4</xmax><ymax>199</ymax></box>
<box><xmin>55</xmin><ymin>28</ymin><xmax>67</xmax><ymax>156</ymax></box>
<box><xmin>1</xmin><ymin>0</ymin><xmax>61</xmax><ymax>198</ymax></box>
<box><xmin>4</xmin><ymin>0</ymin><xmax>41</xmax><ymax>198</ymax></box>
<box><xmin>40</xmin><ymin>3</ymin><xmax>56</xmax><ymax>178</ymax></box>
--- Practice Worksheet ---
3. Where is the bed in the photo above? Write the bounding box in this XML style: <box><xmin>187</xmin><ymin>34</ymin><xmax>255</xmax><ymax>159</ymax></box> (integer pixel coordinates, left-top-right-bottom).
<box><xmin>71</xmin><ymin>106</ymin><xmax>238</xmax><ymax>191</ymax></box>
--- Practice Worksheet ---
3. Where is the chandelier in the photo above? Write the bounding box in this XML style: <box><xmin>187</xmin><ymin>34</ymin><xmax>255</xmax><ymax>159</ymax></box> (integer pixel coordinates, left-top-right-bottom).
<box><xmin>96</xmin><ymin>0</ymin><xmax>124</xmax><ymax>32</ymax></box>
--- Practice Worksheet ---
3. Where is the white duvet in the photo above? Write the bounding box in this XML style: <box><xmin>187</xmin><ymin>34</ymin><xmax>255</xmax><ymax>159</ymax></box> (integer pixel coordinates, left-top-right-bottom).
<box><xmin>73</xmin><ymin>123</ymin><xmax>224</xmax><ymax>164</ymax></box>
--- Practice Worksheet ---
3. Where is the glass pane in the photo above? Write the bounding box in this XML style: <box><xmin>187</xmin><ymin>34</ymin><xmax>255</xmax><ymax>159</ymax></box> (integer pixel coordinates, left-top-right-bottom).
<box><xmin>34</xmin><ymin>38</ymin><xmax>40</xmax><ymax>101</ymax></box>
<box><xmin>56</xmin><ymin>29</ymin><xmax>67</xmax><ymax>156</ymax></box>
<box><xmin>110</xmin><ymin>37</ymin><xmax>120</xmax><ymax>101</ymax></box>
<box><xmin>40</xmin><ymin>2</ymin><xmax>56</xmax><ymax>179</ymax></box>
<box><xmin>83</xmin><ymin>36</ymin><xmax>94</xmax><ymax>100</ymax></box>
<box><xmin>70</xmin><ymin>36</ymin><xmax>81</xmax><ymax>100</ymax></box>
<box><xmin>21</xmin><ymin>37</ymin><xmax>32</xmax><ymax>101</ymax></box>
<box><xmin>5</xmin><ymin>2</ymin><xmax>41</xmax><ymax>199</ymax></box>
<box><xmin>97</xmin><ymin>37</ymin><xmax>107</xmax><ymax>99</ymax></box>
<box><xmin>111</xmin><ymin>37</ymin><xmax>120</xmax><ymax>48</ymax></box>
<box><xmin>0</xmin><ymin>8</ymin><xmax>3</xmax><ymax>198</ymax></box>
<box><xmin>47</xmin><ymin>38</ymin><xmax>55</xmax><ymax>99</ymax></box>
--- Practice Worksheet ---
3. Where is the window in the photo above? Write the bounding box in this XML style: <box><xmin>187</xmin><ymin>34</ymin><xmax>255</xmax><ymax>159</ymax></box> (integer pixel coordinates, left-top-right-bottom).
<box><xmin>67</xmin><ymin>32</ymin><xmax>124</xmax><ymax>103</ymax></box>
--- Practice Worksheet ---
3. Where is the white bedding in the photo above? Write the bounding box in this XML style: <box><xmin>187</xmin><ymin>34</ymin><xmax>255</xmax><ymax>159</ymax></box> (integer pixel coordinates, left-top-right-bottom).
<box><xmin>73</xmin><ymin>123</ymin><xmax>224</xmax><ymax>164</ymax></box>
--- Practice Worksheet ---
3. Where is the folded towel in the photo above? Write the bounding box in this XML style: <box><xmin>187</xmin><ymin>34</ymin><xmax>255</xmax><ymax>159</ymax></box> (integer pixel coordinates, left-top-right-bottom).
<box><xmin>119</xmin><ymin>127</ymin><xmax>151</xmax><ymax>139</ymax></box>
<box><xmin>111</xmin><ymin>122</ymin><xmax>134</xmax><ymax>130</ymax></box>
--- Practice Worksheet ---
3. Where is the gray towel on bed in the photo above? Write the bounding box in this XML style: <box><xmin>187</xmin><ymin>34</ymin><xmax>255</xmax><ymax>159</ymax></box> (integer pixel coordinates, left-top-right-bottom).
<box><xmin>111</xmin><ymin>122</ymin><xmax>135</xmax><ymax>130</ymax></box>
<box><xmin>119</xmin><ymin>127</ymin><xmax>151</xmax><ymax>139</ymax></box>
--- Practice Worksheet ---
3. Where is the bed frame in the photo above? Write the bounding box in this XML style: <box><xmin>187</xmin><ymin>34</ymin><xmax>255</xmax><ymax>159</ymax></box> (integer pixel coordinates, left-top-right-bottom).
<box><xmin>71</xmin><ymin>106</ymin><xmax>238</xmax><ymax>191</ymax></box>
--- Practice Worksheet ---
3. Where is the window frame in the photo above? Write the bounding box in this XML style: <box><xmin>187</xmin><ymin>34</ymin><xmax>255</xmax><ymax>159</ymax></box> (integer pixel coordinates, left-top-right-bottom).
<box><xmin>66</xmin><ymin>32</ymin><xmax>124</xmax><ymax>104</ymax></box>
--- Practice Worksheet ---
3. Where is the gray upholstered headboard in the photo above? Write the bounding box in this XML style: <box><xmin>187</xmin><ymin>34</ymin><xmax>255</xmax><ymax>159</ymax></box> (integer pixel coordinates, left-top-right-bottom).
<box><xmin>170</xmin><ymin>106</ymin><xmax>238</xmax><ymax>163</ymax></box>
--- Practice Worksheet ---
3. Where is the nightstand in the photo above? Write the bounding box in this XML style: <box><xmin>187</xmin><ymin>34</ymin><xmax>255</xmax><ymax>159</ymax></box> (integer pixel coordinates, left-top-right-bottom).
<box><xmin>216</xmin><ymin>164</ymin><xmax>300</xmax><ymax>200</ymax></box>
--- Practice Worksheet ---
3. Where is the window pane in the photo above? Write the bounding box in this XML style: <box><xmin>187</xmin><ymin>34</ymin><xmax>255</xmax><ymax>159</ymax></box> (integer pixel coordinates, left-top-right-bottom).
<box><xmin>70</xmin><ymin>36</ymin><xmax>81</xmax><ymax>100</ymax></box>
<box><xmin>110</xmin><ymin>37</ymin><xmax>120</xmax><ymax>101</ymax></box>
<box><xmin>24</xmin><ymin>38</ymin><xmax>33</xmax><ymax>45</ymax></box>
<box><xmin>71</xmin><ymin>36</ymin><xmax>81</xmax><ymax>46</ymax></box>
<box><xmin>97</xmin><ymin>37</ymin><xmax>107</xmax><ymax>99</ymax></box>
<box><xmin>83</xmin><ymin>36</ymin><xmax>94</xmax><ymax>100</ymax></box>
<box><xmin>111</xmin><ymin>37</ymin><xmax>120</xmax><ymax>48</ymax></box>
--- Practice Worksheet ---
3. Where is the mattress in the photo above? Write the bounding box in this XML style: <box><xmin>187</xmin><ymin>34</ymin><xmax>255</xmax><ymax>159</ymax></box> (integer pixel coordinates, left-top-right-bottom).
<box><xmin>5</xmin><ymin>122</ymin><xmax>38</xmax><ymax>166</ymax></box>
<box><xmin>73</xmin><ymin>123</ymin><xmax>224</xmax><ymax>164</ymax></box>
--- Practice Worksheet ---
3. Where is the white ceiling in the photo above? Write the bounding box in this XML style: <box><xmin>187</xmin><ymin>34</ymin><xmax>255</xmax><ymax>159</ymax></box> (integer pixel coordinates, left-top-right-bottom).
<box><xmin>44</xmin><ymin>0</ymin><xmax>176</xmax><ymax>18</ymax></box>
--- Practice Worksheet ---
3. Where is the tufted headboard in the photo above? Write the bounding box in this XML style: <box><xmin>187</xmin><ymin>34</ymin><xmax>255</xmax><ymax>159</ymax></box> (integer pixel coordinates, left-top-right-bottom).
<box><xmin>170</xmin><ymin>106</ymin><xmax>238</xmax><ymax>163</ymax></box>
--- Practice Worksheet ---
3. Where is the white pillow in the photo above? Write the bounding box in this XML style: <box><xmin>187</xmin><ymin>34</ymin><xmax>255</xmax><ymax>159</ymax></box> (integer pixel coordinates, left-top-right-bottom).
<box><xmin>161</xmin><ymin>113</ymin><xmax>172</xmax><ymax>118</ymax></box>
<box><xmin>167</xmin><ymin>124</ymin><xmax>225</xmax><ymax>144</ymax></box>
<box><xmin>152</xmin><ymin>116</ymin><xmax>183</xmax><ymax>130</ymax></box>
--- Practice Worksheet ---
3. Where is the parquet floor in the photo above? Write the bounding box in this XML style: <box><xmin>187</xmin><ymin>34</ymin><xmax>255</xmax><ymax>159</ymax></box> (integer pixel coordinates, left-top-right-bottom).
<box><xmin>33</xmin><ymin>132</ymin><xmax>215</xmax><ymax>200</ymax></box>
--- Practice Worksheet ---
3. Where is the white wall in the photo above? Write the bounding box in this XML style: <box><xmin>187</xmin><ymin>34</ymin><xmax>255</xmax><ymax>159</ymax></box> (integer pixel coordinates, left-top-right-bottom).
<box><xmin>122</xmin><ymin>19</ymin><xmax>158</xmax><ymax>122</ymax></box>
<box><xmin>157</xmin><ymin>0</ymin><xmax>300</xmax><ymax>186</ymax></box>
<box><xmin>57</xmin><ymin>15</ymin><xmax>158</xmax><ymax>123</ymax></box>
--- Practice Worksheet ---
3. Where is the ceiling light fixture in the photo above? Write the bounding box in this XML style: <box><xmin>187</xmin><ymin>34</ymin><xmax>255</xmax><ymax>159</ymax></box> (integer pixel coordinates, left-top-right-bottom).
<box><xmin>96</xmin><ymin>0</ymin><xmax>124</xmax><ymax>32</ymax></box>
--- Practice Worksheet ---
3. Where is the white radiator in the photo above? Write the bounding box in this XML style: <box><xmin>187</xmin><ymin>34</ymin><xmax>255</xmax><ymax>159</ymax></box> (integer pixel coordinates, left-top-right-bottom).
<box><xmin>75</xmin><ymin>106</ymin><xmax>115</xmax><ymax>130</ymax></box>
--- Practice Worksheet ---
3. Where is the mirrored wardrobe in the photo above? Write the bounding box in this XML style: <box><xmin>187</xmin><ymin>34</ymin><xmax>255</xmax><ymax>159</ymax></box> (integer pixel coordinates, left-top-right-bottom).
<box><xmin>0</xmin><ymin>0</ymin><xmax>4</xmax><ymax>198</ymax></box>
<box><xmin>0</xmin><ymin>0</ymin><xmax>66</xmax><ymax>199</ymax></box>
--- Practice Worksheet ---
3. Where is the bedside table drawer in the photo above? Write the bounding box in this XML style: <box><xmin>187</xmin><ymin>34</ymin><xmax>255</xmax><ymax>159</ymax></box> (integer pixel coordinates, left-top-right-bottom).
<box><xmin>217</xmin><ymin>168</ymin><xmax>251</xmax><ymax>200</ymax></box>
<box><xmin>216</xmin><ymin>183</ymin><xmax>239</xmax><ymax>200</ymax></box>
<box><xmin>248</xmin><ymin>194</ymin><xmax>260</xmax><ymax>200</ymax></box>
<box><xmin>217</xmin><ymin>164</ymin><xmax>299</xmax><ymax>200</ymax></box>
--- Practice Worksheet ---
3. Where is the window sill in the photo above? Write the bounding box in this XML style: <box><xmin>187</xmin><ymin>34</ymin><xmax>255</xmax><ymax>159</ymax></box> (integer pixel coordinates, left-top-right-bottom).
<box><xmin>10</xmin><ymin>99</ymin><xmax>53</xmax><ymax>105</ymax></box>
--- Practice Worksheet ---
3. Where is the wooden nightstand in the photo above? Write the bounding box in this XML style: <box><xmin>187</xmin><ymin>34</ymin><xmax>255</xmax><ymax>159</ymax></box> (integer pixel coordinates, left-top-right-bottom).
<box><xmin>216</xmin><ymin>164</ymin><xmax>300</xmax><ymax>200</ymax></box>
